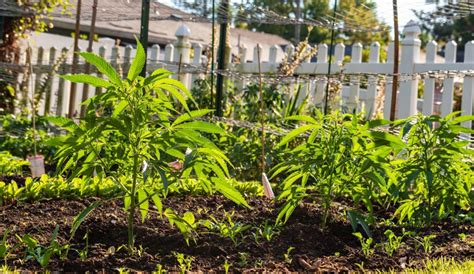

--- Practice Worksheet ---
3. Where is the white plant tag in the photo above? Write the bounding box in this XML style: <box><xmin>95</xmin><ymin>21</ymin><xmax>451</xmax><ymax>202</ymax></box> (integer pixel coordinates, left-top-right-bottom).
<box><xmin>262</xmin><ymin>172</ymin><xmax>275</xmax><ymax>199</ymax></box>
<box><xmin>27</xmin><ymin>155</ymin><xmax>45</xmax><ymax>178</ymax></box>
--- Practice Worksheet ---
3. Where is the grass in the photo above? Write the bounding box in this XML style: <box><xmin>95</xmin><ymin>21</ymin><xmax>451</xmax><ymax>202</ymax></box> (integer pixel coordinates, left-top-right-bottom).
<box><xmin>384</xmin><ymin>257</ymin><xmax>474</xmax><ymax>273</ymax></box>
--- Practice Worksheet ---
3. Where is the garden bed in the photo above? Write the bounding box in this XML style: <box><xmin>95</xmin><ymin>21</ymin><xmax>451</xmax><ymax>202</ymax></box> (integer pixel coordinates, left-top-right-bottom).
<box><xmin>1</xmin><ymin>195</ymin><xmax>472</xmax><ymax>272</ymax></box>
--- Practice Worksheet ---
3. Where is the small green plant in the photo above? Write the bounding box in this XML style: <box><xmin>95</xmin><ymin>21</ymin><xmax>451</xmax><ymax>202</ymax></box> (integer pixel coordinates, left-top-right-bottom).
<box><xmin>382</xmin><ymin>229</ymin><xmax>405</xmax><ymax>257</ymax></box>
<box><xmin>414</xmin><ymin>234</ymin><xmax>436</xmax><ymax>254</ymax></box>
<box><xmin>223</xmin><ymin>259</ymin><xmax>231</xmax><ymax>274</ymax></box>
<box><xmin>173</xmin><ymin>252</ymin><xmax>193</xmax><ymax>274</ymax></box>
<box><xmin>0</xmin><ymin>229</ymin><xmax>10</xmax><ymax>262</ymax></box>
<box><xmin>16</xmin><ymin>225</ymin><xmax>69</xmax><ymax>268</ymax></box>
<box><xmin>165</xmin><ymin>210</ymin><xmax>200</xmax><ymax>245</ymax></box>
<box><xmin>154</xmin><ymin>263</ymin><xmax>166</xmax><ymax>274</ymax></box>
<box><xmin>77</xmin><ymin>229</ymin><xmax>89</xmax><ymax>261</ymax></box>
<box><xmin>202</xmin><ymin>211</ymin><xmax>251</xmax><ymax>246</ymax></box>
<box><xmin>236</xmin><ymin>252</ymin><xmax>249</xmax><ymax>268</ymax></box>
<box><xmin>252</xmin><ymin>221</ymin><xmax>280</xmax><ymax>243</ymax></box>
<box><xmin>284</xmin><ymin>246</ymin><xmax>295</xmax><ymax>264</ymax></box>
<box><xmin>353</xmin><ymin>232</ymin><xmax>375</xmax><ymax>257</ymax></box>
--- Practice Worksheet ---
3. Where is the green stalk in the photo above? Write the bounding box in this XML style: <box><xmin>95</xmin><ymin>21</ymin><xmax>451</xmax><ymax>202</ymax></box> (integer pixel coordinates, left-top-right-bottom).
<box><xmin>128</xmin><ymin>152</ymin><xmax>139</xmax><ymax>250</ymax></box>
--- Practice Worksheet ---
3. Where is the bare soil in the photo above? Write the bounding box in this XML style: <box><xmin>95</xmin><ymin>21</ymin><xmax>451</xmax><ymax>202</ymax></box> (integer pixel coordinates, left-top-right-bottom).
<box><xmin>0</xmin><ymin>196</ymin><xmax>472</xmax><ymax>272</ymax></box>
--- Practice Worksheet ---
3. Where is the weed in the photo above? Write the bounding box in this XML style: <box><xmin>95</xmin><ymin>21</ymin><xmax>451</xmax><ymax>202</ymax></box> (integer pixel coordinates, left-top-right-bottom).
<box><xmin>203</xmin><ymin>211</ymin><xmax>251</xmax><ymax>246</ymax></box>
<box><xmin>382</xmin><ymin>229</ymin><xmax>405</xmax><ymax>257</ymax></box>
<box><xmin>223</xmin><ymin>259</ymin><xmax>231</xmax><ymax>274</ymax></box>
<box><xmin>173</xmin><ymin>252</ymin><xmax>193</xmax><ymax>274</ymax></box>
<box><xmin>284</xmin><ymin>246</ymin><xmax>295</xmax><ymax>264</ymax></box>
<box><xmin>353</xmin><ymin>232</ymin><xmax>375</xmax><ymax>257</ymax></box>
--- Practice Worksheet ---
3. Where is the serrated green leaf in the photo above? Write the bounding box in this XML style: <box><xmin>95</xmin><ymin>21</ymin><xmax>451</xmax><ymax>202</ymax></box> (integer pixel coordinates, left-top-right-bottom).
<box><xmin>79</xmin><ymin>52</ymin><xmax>122</xmax><ymax>87</ymax></box>
<box><xmin>127</xmin><ymin>39</ymin><xmax>146</xmax><ymax>81</ymax></box>
<box><xmin>61</xmin><ymin>74</ymin><xmax>112</xmax><ymax>88</ymax></box>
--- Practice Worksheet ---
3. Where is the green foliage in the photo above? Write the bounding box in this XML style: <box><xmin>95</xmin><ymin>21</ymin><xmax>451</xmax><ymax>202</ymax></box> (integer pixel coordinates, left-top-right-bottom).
<box><xmin>273</xmin><ymin>111</ymin><xmax>473</xmax><ymax>228</ymax></box>
<box><xmin>53</xmin><ymin>39</ymin><xmax>248</xmax><ymax>251</ymax></box>
<box><xmin>16</xmin><ymin>0</ymin><xmax>72</xmax><ymax>37</ymax></box>
<box><xmin>252</xmin><ymin>221</ymin><xmax>281</xmax><ymax>243</ymax></box>
<box><xmin>0</xmin><ymin>114</ymin><xmax>58</xmax><ymax>163</ymax></box>
<box><xmin>0</xmin><ymin>151</ymin><xmax>29</xmax><ymax>176</ymax></box>
<box><xmin>0</xmin><ymin>175</ymin><xmax>120</xmax><ymax>206</ymax></box>
<box><xmin>392</xmin><ymin>114</ymin><xmax>473</xmax><ymax>225</ymax></box>
<box><xmin>0</xmin><ymin>229</ymin><xmax>10</xmax><ymax>262</ymax></box>
<box><xmin>273</xmin><ymin>112</ymin><xmax>390</xmax><ymax>227</ymax></box>
<box><xmin>16</xmin><ymin>225</ymin><xmax>70</xmax><ymax>268</ymax></box>
<box><xmin>353</xmin><ymin>232</ymin><xmax>374</xmax><ymax>258</ymax></box>
<box><xmin>165</xmin><ymin>209</ymin><xmax>200</xmax><ymax>245</ymax></box>
<box><xmin>382</xmin><ymin>229</ymin><xmax>406</xmax><ymax>257</ymax></box>
<box><xmin>203</xmin><ymin>211</ymin><xmax>251</xmax><ymax>246</ymax></box>
<box><xmin>172</xmin><ymin>252</ymin><xmax>194</xmax><ymax>274</ymax></box>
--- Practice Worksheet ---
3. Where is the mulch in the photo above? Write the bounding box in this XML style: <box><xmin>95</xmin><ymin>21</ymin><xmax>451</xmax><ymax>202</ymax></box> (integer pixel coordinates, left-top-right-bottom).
<box><xmin>0</xmin><ymin>195</ymin><xmax>472</xmax><ymax>272</ymax></box>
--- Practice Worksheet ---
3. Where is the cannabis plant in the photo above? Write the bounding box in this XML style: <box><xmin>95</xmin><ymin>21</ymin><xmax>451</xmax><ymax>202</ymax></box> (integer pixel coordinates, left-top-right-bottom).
<box><xmin>52</xmin><ymin>40</ymin><xmax>248</xmax><ymax>251</ymax></box>
<box><xmin>393</xmin><ymin>113</ymin><xmax>473</xmax><ymax>225</ymax></box>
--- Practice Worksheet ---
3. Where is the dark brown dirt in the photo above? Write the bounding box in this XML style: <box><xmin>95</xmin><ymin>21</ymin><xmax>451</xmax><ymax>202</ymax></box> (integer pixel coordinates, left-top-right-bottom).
<box><xmin>0</xmin><ymin>196</ymin><xmax>472</xmax><ymax>272</ymax></box>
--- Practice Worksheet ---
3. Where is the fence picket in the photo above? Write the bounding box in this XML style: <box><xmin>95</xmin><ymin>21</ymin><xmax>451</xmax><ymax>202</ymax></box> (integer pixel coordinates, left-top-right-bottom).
<box><xmin>461</xmin><ymin>41</ymin><xmax>474</xmax><ymax>133</ymax></box>
<box><xmin>423</xmin><ymin>41</ymin><xmax>438</xmax><ymax>116</ymax></box>
<box><xmin>441</xmin><ymin>41</ymin><xmax>457</xmax><ymax>117</ymax></box>
<box><xmin>366</xmin><ymin>42</ymin><xmax>380</xmax><ymax>118</ymax></box>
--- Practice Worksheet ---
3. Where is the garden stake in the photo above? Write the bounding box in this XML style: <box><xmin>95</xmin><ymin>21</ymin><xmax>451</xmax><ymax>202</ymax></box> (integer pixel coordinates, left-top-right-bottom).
<box><xmin>257</xmin><ymin>44</ymin><xmax>274</xmax><ymax>199</ymax></box>
<box><xmin>80</xmin><ymin>0</ymin><xmax>98</xmax><ymax>118</ymax></box>
<box><xmin>69</xmin><ymin>0</ymin><xmax>82</xmax><ymax>118</ymax></box>
<box><xmin>390</xmin><ymin>0</ymin><xmax>400</xmax><ymax>121</ymax></box>
<box><xmin>27</xmin><ymin>46</ymin><xmax>45</xmax><ymax>178</ymax></box>
<box><xmin>323</xmin><ymin>0</ymin><xmax>338</xmax><ymax>115</ymax></box>
<box><xmin>210</xmin><ymin>0</ymin><xmax>216</xmax><ymax>111</ymax></box>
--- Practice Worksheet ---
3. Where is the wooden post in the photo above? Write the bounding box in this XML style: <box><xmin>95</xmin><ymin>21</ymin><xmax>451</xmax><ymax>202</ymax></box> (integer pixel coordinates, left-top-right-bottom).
<box><xmin>69</xmin><ymin>0</ymin><xmax>82</xmax><ymax>118</ymax></box>
<box><xmin>44</xmin><ymin>47</ymin><xmax>57</xmax><ymax>115</ymax></box>
<box><xmin>80</xmin><ymin>0</ymin><xmax>98</xmax><ymax>117</ymax></box>
<box><xmin>390</xmin><ymin>0</ymin><xmax>399</xmax><ymax>120</ymax></box>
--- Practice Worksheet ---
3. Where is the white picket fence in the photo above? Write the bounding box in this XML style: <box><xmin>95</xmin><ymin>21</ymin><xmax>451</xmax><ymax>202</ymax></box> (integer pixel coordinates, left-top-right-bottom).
<box><xmin>11</xmin><ymin>20</ymin><xmax>474</xmax><ymax>129</ymax></box>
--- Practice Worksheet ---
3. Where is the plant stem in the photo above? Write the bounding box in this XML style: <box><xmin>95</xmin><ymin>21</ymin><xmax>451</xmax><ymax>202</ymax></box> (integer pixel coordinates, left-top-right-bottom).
<box><xmin>128</xmin><ymin>152</ymin><xmax>139</xmax><ymax>250</ymax></box>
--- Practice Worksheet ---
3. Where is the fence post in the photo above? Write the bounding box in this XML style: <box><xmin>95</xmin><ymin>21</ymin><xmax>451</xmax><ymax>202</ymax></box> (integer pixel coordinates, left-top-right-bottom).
<box><xmin>461</xmin><ymin>41</ymin><xmax>474</xmax><ymax>132</ymax></box>
<box><xmin>441</xmin><ymin>40</ymin><xmax>457</xmax><ymax>117</ymax></box>
<box><xmin>398</xmin><ymin>20</ymin><xmax>421</xmax><ymax>118</ymax></box>
<box><xmin>423</xmin><ymin>41</ymin><xmax>437</xmax><ymax>116</ymax></box>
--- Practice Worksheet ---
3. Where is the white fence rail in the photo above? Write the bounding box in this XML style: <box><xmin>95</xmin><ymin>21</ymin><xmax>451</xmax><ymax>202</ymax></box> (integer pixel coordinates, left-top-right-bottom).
<box><xmin>8</xmin><ymin>20</ymin><xmax>474</xmax><ymax>127</ymax></box>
